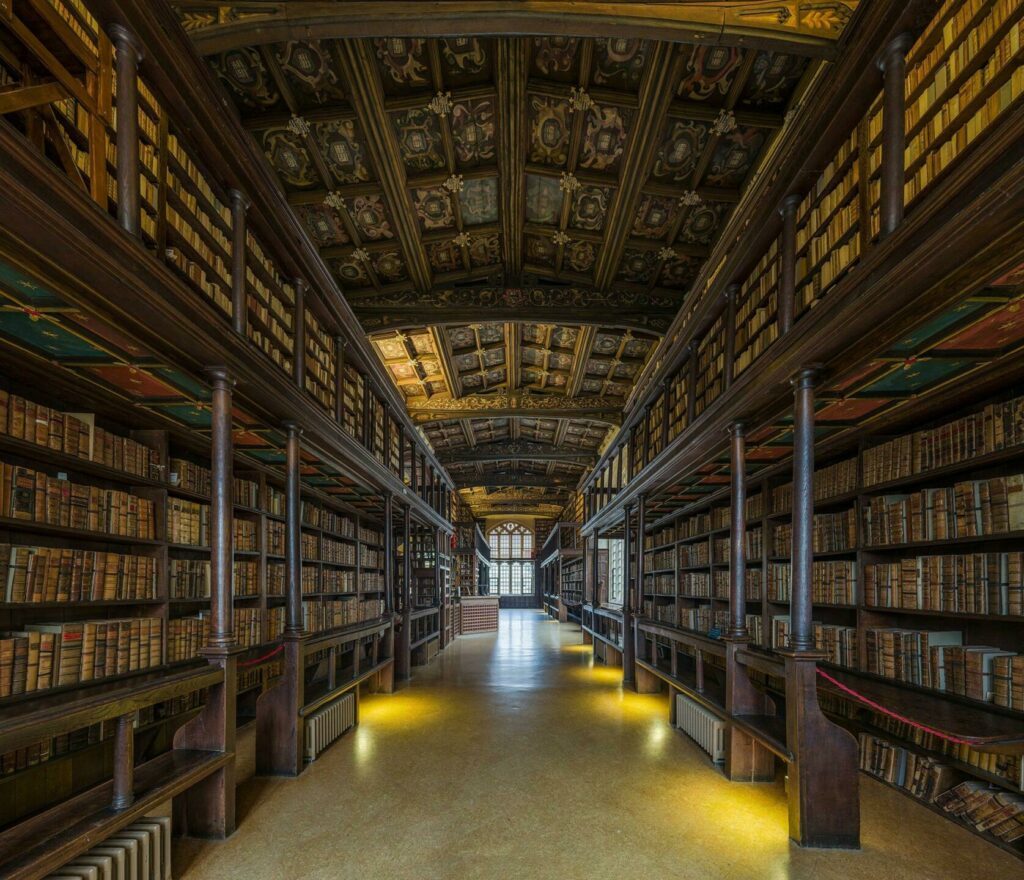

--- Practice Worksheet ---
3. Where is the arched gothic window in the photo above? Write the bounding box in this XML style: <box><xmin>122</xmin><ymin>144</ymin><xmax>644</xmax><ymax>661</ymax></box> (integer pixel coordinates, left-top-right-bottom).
<box><xmin>488</xmin><ymin>522</ymin><xmax>535</xmax><ymax>596</ymax></box>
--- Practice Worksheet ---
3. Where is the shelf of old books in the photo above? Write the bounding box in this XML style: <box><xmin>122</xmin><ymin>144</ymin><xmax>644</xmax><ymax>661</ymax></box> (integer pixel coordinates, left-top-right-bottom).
<box><xmin>304</xmin><ymin>306</ymin><xmax>336</xmax><ymax>413</ymax></box>
<box><xmin>793</xmin><ymin>127</ymin><xmax>862</xmax><ymax>318</ymax></box>
<box><xmin>245</xmin><ymin>230</ymin><xmax>296</xmax><ymax>376</ymax></box>
<box><xmin>734</xmin><ymin>238</ymin><xmax>779</xmax><ymax>378</ymax></box>
<box><xmin>339</xmin><ymin>363</ymin><xmax>366</xmax><ymax>441</ymax></box>
<box><xmin>693</xmin><ymin>311</ymin><xmax>726</xmax><ymax>419</ymax></box>
<box><xmin>903</xmin><ymin>0</ymin><xmax>1024</xmax><ymax>207</ymax></box>
<box><xmin>666</xmin><ymin>369</ymin><xmax>688</xmax><ymax>445</ymax></box>
<box><xmin>637</xmin><ymin>384</ymin><xmax>1024</xmax><ymax>857</ymax></box>
<box><xmin>163</xmin><ymin>129</ymin><xmax>234</xmax><ymax>317</ymax></box>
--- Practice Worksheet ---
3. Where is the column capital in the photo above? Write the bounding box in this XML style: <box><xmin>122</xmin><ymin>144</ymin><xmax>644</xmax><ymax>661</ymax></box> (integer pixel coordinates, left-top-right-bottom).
<box><xmin>282</xmin><ymin>420</ymin><xmax>303</xmax><ymax>436</ymax></box>
<box><xmin>779</xmin><ymin>193</ymin><xmax>802</xmax><ymax>216</ymax></box>
<box><xmin>108</xmin><ymin>24</ymin><xmax>144</xmax><ymax>63</ymax></box>
<box><xmin>876</xmin><ymin>33</ymin><xmax>914</xmax><ymax>73</ymax></box>
<box><xmin>229</xmin><ymin>188</ymin><xmax>251</xmax><ymax>212</ymax></box>
<box><xmin>204</xmin><ymin>365</ymin><xmax>235</xmax><ymax>387</ymax></box>
<box><xmin>727</xmin><ymin>420</ymin><xmax>745</xmax><ymax>436</ymax></box>
<box><xmin>790</xmin><ymin>366</ymin><xmax>820</xmax><ymax>388</ymax></box>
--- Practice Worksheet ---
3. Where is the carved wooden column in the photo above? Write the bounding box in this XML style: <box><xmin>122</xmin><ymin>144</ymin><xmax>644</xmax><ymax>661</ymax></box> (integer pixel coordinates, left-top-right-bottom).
<box><xmin>293</xmin><ymin>280</ymin><xmax>306</xmax><ymax>389</ymax></box>
<box><xmin>878</xmin><ymin>34</ymin><xmax>913</xmax><ymax>237</ymax></box>
<box><xmin>229</xmin><ymin>191</ymin><xmax>250</xmax><ymax>335</ymax></box>
<box><xmin>778</xmin><ymin>195</ymin><xmax>800</xmax><ymax>334</ymax></box>
<box><xmin>722</xmin><ymin>419</ymin><xmax>775</xmax><ymax>781</ymax></box>
<box><xmin>284</xmin><ymin>421</ymin><xmax>303</xmax><ymax>638</ymax></box>
<box><xmin>622</xmin><ymin>502</ymin><xmax>635</xmax><ymax>688</ymax></box>
<box><xmin>112</xmin><ymin>714</ymin><xmax>134</xmax><ymax>810</ymax></box>
<box><xmin>779</xmin><ymin>366</ymin><xmax>860</xmax><ymax>847</ymax></box>
<box><xmin>397</xmin><ymin>503</ymin><xmax>412</xmax><ymax>681</ymax></box>
<box><xmin>207</xmin><ymin>367</ymin><xmax>235</xmax><ymax>650</ymax></box>
<box><xmin>790</xmin><ymin>368</ymin><xmax>816</xmax><ymax>652</ymax></box>
<box><xmin>727</xmin><ymin>421</ymin><xmax>747</xmax><ymax>639</ymax></box>
<box><xmin>109</xmin><ymin>25</ymin><xmax>143</xmax><ymax>236</ymax></box>
<box><xmin>256</xmin><ymin>420</ymin><xmax>306</xmax><ymax>777</ymax></box>
<box><xmin>175</xmin><ymin>367</ymin><xmax>240</xmax><ymax>827</ymax></box>
<box><xmin>723</xmin><ymin>284</ymin><xmax>738</xmax><ymax>389</ymax></box>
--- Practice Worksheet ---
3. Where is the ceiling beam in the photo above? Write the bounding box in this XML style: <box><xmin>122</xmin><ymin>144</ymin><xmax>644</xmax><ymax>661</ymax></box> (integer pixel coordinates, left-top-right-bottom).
<box><xmin>183</xmin><ymin>3</ymin><xmax>853</xmax><ymax>59</ymax></box>
<box><xmin>438</xmin><ymin>441</ymin><xmax>597</xmax><ymax>464</ymax></box>
<box><xmin>457</xmin><ymin>474</ymin><xmax>576</xmax><ymax>489</ymax></box>
<box><xmin>408</xmin><ymin>391</ymin><xmax>622</xmax><ymax>426</ymax></box>
<box><xmin>497</xmin><ymin>37</ymin><xmax>528</xmax><ymax>276</ymax></box>
<box><xmin>334</xmin><ymin>40</ymin><xmax>433</xmax><ymax>292</ymax></box>
<box><xmin>594</xmin><ymin>42</ymin><xmax>683</xmax><ymax>290</ymax></box>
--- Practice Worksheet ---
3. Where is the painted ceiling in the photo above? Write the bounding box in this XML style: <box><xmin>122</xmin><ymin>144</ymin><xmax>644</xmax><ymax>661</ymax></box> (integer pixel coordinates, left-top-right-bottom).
<box><xmin>183</xmin><ymin>24</ymin><xmax>826</xmax><ymax>516</ymax></box>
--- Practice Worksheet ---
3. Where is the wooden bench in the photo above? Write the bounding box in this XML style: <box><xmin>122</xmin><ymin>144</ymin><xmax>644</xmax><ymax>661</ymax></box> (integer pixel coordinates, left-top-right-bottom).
<box><xmin>0</xmin><ymin>665</ymin><xmax>227</xmax><ymax>880</ymax></box>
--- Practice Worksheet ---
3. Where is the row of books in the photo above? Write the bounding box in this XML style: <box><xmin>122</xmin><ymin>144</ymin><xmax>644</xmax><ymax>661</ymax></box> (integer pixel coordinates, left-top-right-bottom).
<box><xmin>0</xmin><ymin>692</ymin><xmax>203</xmax><ymax>777</ymax></box>
<box><xmin>861</xmin><ymin>475</ymin><xmax>1024</xmax><ymax>545</ymax></box>
<box><xmin>300</xmin><ymin>501</ymin><xmax>355</xmax><ymax>537</ymax></box>
<box><xmin>937</xmin><ymin>780</ymin><xmax>1024</xmax><ymax>845</ymax></box>
<box><xmin>771</xmin><ymin>456</ymin><xmax>858</xmax><ymax>511</ymax></box>
<box><xmin>169</xmin><ymin>457</ymin><xmax>211</xmax><ymax>495</ymax></box>
<box><xmin>865</xmin><ymin>707</ymin><xmax>1023</xmax><ymax>789</ymax></box>
<box><xmin>904</xmin><ymin>17</ymin><xmax>1024</xmax><ymax>203</ymax></box>
<box><xmin>859</xmin><ymin>732</ymin><xmax>957</xmax><ymax>803</ymax></box>
<box><xmin>1</xmin><ymin>545</ymin><xmax>156</xmax><ymax>603</ymax></box>
<box><xmin>770</xmin><ymin>616</ymin><xmax>857</xmax><ymax>665</ymax></box>
<box><xmin>304</xmin><ymin>309</ymin><xmax>337</xmax><ymax>412</ymax></box>
<box><xmin>679</xmin><ymin>541</ymin><xmax>709</xmax><ymax>567</ymax></box>
<box><xmin>322</xmin><ymin>536</ymin><xmax>356</xmax><ymax>565</ymax></box>
<box><xmin>169</xmin><ymin>558</ymin><xmax>260</xmax><ymax>599</ymax></box>
<box><xmin>863</xmin><ymin>628</ymin><xmax>1021</xmax><ymax>705</ymax></box>
<box><xmin>864</xmin><ymin>552</ymin><xmax>1024</xmax><ymax>615</ymax></box>
<box><xmin>0</xmin><ymin>619</ymin><xmax>162</xmax><ymax>696</ymax></box>
<box><xmin>0</xmin><ymin>461</ymin><xmax>155</xmax><ymax>538</ymax></box>
<box><xmin>301</xmin><ymin>597</ymin><xmax>385</xmax><ymax>633</ymax></box>
<box><xmin>0</xmin><ymin>391</ymin><xmax>159</xmax><ymax>480</ymax></box>
<box><xmin>165</xmin><ymin>246</ymin><xmax>233</xmax><ymax>315</ymax></box>
<box><xmin>167</xmin><ymin>497</ymin><xmax>209</xmax><ymax>546</ymax></box>
<box><xmin>772</xmin><ymin>508</ymin><xmax>857</xmax><ymax>555</ymax></box>
<box><xmin>681</xmin><ymin>605</ymin><xmax>729</xmax><ymax>634</ymax></box>
<box><xmin>766</xmin><ymin>560</ymin><xmax>857</xmax><ymax>606</ymax></box>
<box><xmin>644</xmin><ymin>548</ymin><xmax>675</xmax><ymax>571</ymax></box>
<box><xmin>863</xmin><ymin>393</ymin><xmax>1024</xmax><ymax>485</ymax></box>
<box><xmin>733</xmin><ymin>240</ymin><xmax>778</xmax><ymax>379</ymax></box>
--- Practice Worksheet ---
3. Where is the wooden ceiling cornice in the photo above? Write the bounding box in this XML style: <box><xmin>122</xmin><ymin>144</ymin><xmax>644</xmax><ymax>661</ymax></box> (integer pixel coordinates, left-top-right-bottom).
<box><xmin>177</xmin><ymin>2</ymin><xmax>857</xmax><ymax>58</ymax></box>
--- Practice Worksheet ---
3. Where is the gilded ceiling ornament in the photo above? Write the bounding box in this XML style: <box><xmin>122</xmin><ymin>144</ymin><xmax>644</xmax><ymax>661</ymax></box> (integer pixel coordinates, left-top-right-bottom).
<box><xmin>711</xmin><ymin>109</ymin><xmax>737</xmax><ymax>136</ymax></box>
<box><xmin>323</xmin><ymin>191</ymin><xmax>347</xmax><ymax>211</ymax></box>
<box><xmin>352</xmin><ymin>247</ymin><xmax>371</xmax><ymax>262</ymax></box>
<box><xmin>568</xmin><ymin>86</ymin><xmax>595</xmax><ymax>114</ymax></box>
<box><xmin>658</xmin><ymin>246</ymin><xmax>677</xmax><ymax>261</ymax></box>
<box><xmin>427</xmin><ymin>90</ymin><xmax>454</xmax><ymax>117</ymax></box>
<box><xmin>287</xmin><ymin>114</ymin><xmax>311</xmax><ymax>137</ymax></box>
<box><xmin>552</xmin><ymin>231</ymin><xmax>571</xmax><ymax>247</ymax></box>
<box><xmin>559</xmin><ymin>172</ymin><xmax>582</xmax><ymax>194</ymax></box>
<box><xmin>443</xmin><ymin>174</ymin><xmax>465</xmax><ymax>193</ymax></box>
<box><xmin>453</xmin><ymin>232</ymin><xmax>473</xmax><ymax>247</ymax></box>
<box><xmin>679</xmin><ymin>190</ymin><xmax>703</xmax><ymax>207</ymax></box>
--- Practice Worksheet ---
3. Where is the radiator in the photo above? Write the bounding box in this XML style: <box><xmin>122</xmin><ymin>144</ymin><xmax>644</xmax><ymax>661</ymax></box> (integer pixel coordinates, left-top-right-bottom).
<box><xmin>48</xmin><ymin>815</ymin><xmax>171</xmax><ymax>880</ymax></box>
<box><xmin>675</xmin><ymin>694</ymin><xmax>726</xmax><ymax>763</ymax></box>
<box><xmin>304</xmin><ymin>692</ymin><xmax>356</xmax><ymax>761</ymax></box>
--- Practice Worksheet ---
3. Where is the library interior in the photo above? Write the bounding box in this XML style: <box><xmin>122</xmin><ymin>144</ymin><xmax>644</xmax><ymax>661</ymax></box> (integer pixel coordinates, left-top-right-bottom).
<box><xmin>1</xmin><ymin>1</ymin><xmax>1024</xmax><ymax>877</ymax></box>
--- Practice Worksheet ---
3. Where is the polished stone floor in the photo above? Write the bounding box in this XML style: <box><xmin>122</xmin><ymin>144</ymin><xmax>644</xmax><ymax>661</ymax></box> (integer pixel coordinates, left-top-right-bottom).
<box><xmin>177</xmin><ymin>610</ymin><xmax>1017</xmax><ymax>879</ymax></box>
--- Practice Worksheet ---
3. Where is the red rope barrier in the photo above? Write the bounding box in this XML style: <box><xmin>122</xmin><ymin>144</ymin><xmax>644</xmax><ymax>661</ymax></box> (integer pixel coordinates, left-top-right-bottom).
<box><xmin>815</xmin><ymin>667</ymin><xmax>990</xmax><ymax>747</ymax></box>
<box><xmin>238</xmin><ymin>644</ymin><xmax>284</xmax><ymax>668</ymax></box>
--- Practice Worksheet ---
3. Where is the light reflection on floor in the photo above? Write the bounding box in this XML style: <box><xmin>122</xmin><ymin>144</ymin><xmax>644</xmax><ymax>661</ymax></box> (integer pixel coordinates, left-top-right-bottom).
<box><xmin>175</xmin><ymin>609</ymin><xmax>1018</xmax><ymax>880</ymax></box>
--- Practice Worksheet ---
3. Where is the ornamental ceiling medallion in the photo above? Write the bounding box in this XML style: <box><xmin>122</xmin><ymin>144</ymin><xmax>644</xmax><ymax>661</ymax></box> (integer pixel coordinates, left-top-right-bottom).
<box><xmin>185</xmin><ymin>13</ymin><xmax>852</xmax><ymax>513</ymax></box>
